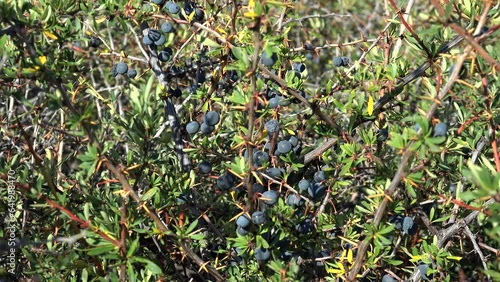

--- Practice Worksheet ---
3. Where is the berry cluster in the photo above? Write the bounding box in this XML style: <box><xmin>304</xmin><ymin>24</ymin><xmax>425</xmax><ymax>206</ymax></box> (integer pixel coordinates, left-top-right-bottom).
<box><xmin>332</xmin><ymin>56</ymin><xmax>350</xmax><ymax>67</ymax></box>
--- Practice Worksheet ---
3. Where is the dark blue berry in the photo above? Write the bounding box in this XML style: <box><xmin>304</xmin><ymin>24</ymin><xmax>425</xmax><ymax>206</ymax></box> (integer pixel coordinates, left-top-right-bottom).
<box><xmin>200</xmin><ymin>122</ymin><xmax>214</xmax><ymax>134</ymax></box>
<box><xmin>167</xmin><ymin>2</ymin><xmax>180</xmax><ymax>14</ymax></box>
<box><xmin>261</xmin><ymin>190</ymin><xmax>278</xmax><ymax>205</ymax></box>
<box><xmin>261</xmin><ymin>51</ymin><xmax>277</xmax><ymax>67</ymax></box>
<box><xmin>204</xmin><ymin>111</ymin><xmax>220</xmax><ymax>126</ymax></box>
<box><xmin>254</xmin><ymin>248</ymin><xmax>270</xmax><ymax>261</ymax></box>
<box><xmin>147</xmin><ymin>29</ymin><xmax>162</xmax><ymax>42</ymax></box>
<box><xmin>433</xmin><ymin>122</ymin><xmax>448</xmax><ymax>137</ymax></box>
<box><xmin>265</xmin><ymin>119</ymin><xmax>279</xmax><ymax>133</ymax></box>
<box><xmin>127</xmin><ymin>69</ymin><xmax>137</xmax><ymax>78</ymax></box>
<box><xmin>116</xmin><ymin>62</ymin><xmax>128</xmax><ymax>74</ymax></box>
<box><xmin>333</xmin><ymin>56</ymin><xmax>343</xmax><ymax>67</ymax></box>
<box><xmin>277</xmin><ymin>140</ymin><xmax>292</xmax><ymax>154</ymax></box>
<box><xmin>298</xmin><ymin>179</ymin><xmax>310</xmax><ymax>191</ymax></box>
<box><xmin>161</xmin><ymin>22</ymin><xmax>174</xmax><ymax>33</ymax></box>
<box><xmin>89</xmin><ymin>36</ymin><xmax>101</xmax><ymax>48</ymax></box>
<box><xmin>186</xmin><ymin>121</ymin><xmax>200</xmax><ymax>134</ymax></box>
<box><xmin>198</xmin><ymin>161</ymin><xmax>212</xmax><ymax>174</ymax></box>
<box><xmin>251</xmin><ymin>211</ymin><xmax>267</xmax><ymax>225</ymax></box>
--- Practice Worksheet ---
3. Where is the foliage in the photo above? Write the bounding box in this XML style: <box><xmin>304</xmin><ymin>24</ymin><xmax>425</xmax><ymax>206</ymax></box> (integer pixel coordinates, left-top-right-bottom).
<box><xmin>1</xmin><ymin>0</ymin><xmax>499</xmax><ymax>281</ymax></box>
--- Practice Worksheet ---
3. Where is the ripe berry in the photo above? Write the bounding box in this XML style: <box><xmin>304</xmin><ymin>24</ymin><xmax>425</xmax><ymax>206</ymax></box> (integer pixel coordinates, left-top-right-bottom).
<box><xmin>159</xmin><ymin>50</ymin><xmax>170</xmax><ymax>62</ymax></box>
<box><xmin>296</xmin><ymin>218</ymin><xmax>313</xmax><ymax>233</ymax></box>
<box><xmin>185</xmin><ymin>121</ymin><xmax>200</xmax><ymax>134</ymax></box>
<box><xmin>265</xmin><ymin>119</ymin><xmax>279</xmax><ymax>134</ymax></box>
<box><xmin>252</xmin><ymin>183</ymin><xmax>265</xmax><ymax>194</ymax></box>
<box><xmin>198</xmin><ymin>161</ymin><xmax>212</xmax><ymax>174</ymax></box>
<box><xmin>304</xmin><ymin>43</ymin><xmax>314</xmax><ymax>50</ymax></box>
<box><xmin>200</xmin><ymin>123</ymin><xmax>214</xmax><ymax>134</ymax></box>
<box><xmin>417</xmin><ymin>263</ymin><xmax>429</xmax><ymax>280</ymax></box>
<box><xmin>167</xmin><ymin>2</ymin><xmax>180</xmax><ymax>14</ymax></box>
<box><xmin>89</xmin><ymin>36</ymin><xmax>101</xmax><ymax>48</ymax></box>
<box><xmin>277</xmin><ymin>140</ymin><xmax>292</xmax><ymax>154</ymax></box>
<box><xmin>236</xmin><ymin>214</ymin><xmax>251</xmax><ymax>228</ymax></box>
<box><xmin>204</xmin><ymin>111</ymin><xmax>220</xmax><ymax>126</ymax></box>
<box><xmin>161</xmin><ymin>22</ymin><xmax>174</xmax><ymax>33</ymax></box>
<box><xmin>389</xmin><ymin>215</ymin><xmax>404</xmax><ymax>230</ymax></box>
<box><xmin>237</xmin><ymin>226</ymin><xmax>249</xmax><ymax>236</ymax></box>
<box><xmin>298</xmin><ymin>179</ymin><xmax>310</xmax><ymax>191</ymax></box>
<box><xmin>261</xmin><ymin>51</ymin><xmax>277</xmax><ymax>67</ymax></box>
<box><xmin>382</xmin><ymin>274</ymin><xmax>397</xmax><ymax>282</ymax></box>
<box><xmin>261</xmin><ymin>190</ymin><xmax>278</xmax><ymax>205</ymax></box>
<box><xmin>341</xmin><ymin>57</ymin><xmax>349</xmax><ymax>66</ymax></box>
<box><xmin>377</xmin><ymin>128</ymin><xmax>389</xmax><ymax>141</ymax></box>
<box><xmin>162</xmin><ymin>47</ymin><xmax>173</xmax><ymax>56</ymax></box>
<box><xmin>313</xmin><ymin>170</ymin><xmax>326</xmax><ymax>182</ymax></box>
<box><xmin>152</xmin><ymin>0</ymin><xmax>164</xmax><ymax>5</ymax></box>
<box><xmin>142</xmin><ymin>36</ymin><xmax>153</xmax><ymax>45</ymax></box>
<box><xmin>116</xmin><ymin>62</ymin><xmax>128</xmax><ymax>74</ymax></box>
<box><xmin>154</xmin><ymin>34</ymin><xmax>166</xmax><ymax>46</ymax></box>
<box><xmin>251</xmin><ymin>211</ymin><xmax>267</xmax><ymax>225</ymax></box>
<box><xmin>110</xmin><ymin>65</ymin><xmax>118</xmax><ymax>77</ymax></box>
<box><xmin>217</xmin><ymin>173</ymin><xmax>235</xmax><ymax>190</ymax></box>
<box><xmin>433</xmin><ymin>122</ymin><xmax>448</xmax><ymax>137</ymax></box>
<box><xmin>289</xmin><ymin>136</ymin><xmax>299</xmax><ymax>147</ymax></box>
<box><xmin>193</xmin><ymin>8</ymin><xmax>205</xmax><ymax>22</ymax></box>
<box><xmin>147</xmin><ymin>29</ymin><xmax>162</xmax><ymax>42</ymax></box>
<box><xmin>127</xmin><ymin>69</ymin><xmax>137</xmax><ymax>79</ymax></box>
<box><xmin>254</xmin><ymin>248</ymin><xmax>270</xmax><ymax>261</ymax></box>
<box><xmin>287</xmin><ymin>194</ymin><xmax>304</xmax><ymax>207</ymax></box>
<box><xmin>402</xmin><ymin>216</ymin><xmax>414</xmax><ymax>233</ymax></box>
<box><xmin>293</xmin><ymin>62</ymin><xmax>306</xmax><ymax>72</ymax></box>
<box><xmin>308</xmin><ymin>182</ymin><xmax>325</xmax><ymax>199</ymax></box>
<box><xmin>253</xmin><ymin>151</ymin><xmax>270</xmax><ymax>167</ymax></box>
<box><xmin>266</xmin><ymin>167</ymin><xmax>283</xmax><ymax>179</ymax></box>
<box><xmin>333</xmin><ymin>56</ymin><xmax>343</xmax><ymax>67</ymax></box>
<box><xmin>268</xmin><ymin>97</ymin><xmax>280</xmax><ymax>109</ymax></box>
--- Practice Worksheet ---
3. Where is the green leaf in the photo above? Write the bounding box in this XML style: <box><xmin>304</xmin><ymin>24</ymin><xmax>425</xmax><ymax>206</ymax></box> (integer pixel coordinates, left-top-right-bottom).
<box><xmin>127</xmin><ymin>237</ymin><xmax>140</xmax><ymax>258</ymax></box>
<box><xmin>185</xmin><ymin>219</ymin><xmax>199</xmax><ymax>235</ymax></box>
<box><xmin>130</xmin><ymin>257</ymin><xmax>162</xmax><ymax>274</ymax></box>
<box><xmin>87</xmin><ymin>243</ymin><xmax>117</xmax><ymax>256</ymax></box>
<box><xmin>140</xmin><ymin>187</ymin><xmax>159</xmax><ymax>201</ymax></box>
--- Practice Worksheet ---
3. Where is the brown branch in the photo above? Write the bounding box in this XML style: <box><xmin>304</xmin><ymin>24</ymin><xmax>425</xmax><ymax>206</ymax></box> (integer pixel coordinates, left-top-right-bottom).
<box><xmin>388</xmin><ymin>0</ymin><xmax>432</xmax><ymax>57</ymax></box>
<box><xmin>347</xmin><ymin>32</ymin><xmax>474</xmax><ymax>281</ymax></box>
<box><xmin>259</xmin><ymin>66</ymin><xmax>343</xmax><ymax>134</ymax></box>
<box><xmin>45</xmin><ymin>198</ymin><xmax>122</xmax><ymax>247</ymax></box>
<box><xmin>119</xmin><ymin>199</ymin><xmax>128</xmax><ymax>282</ymax></box>
<box><xmin>448</xmin><ymin>23</ymin><xmax>499</xmax><ymax>72</ymax></box>
<box><xmin>245</xmin><ymin>19</ymin><xmax>262</xmax><ymax>212</ymax></box>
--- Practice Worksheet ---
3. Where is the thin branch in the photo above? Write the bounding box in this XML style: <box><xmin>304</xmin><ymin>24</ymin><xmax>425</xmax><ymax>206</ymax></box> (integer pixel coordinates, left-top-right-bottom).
<box><xmin>387</xmin><ymin>0</ymin><xmax>432</xmax><ymax>57</ymax></box>
<box><xmin>141</xmin><ymin>27</ymin><xmax>191</xmax><ymax>172</ymax></box>
<box><xmin>245</xmin><ymin>21</ymin><xmax>262</xmax><ymax>212</ymax></box>
<box><xmin>347</xmin><ymin>27</ymin><xmax>475</xmax><ymax>281</ymax></box>
<box><xmin>464</xmin><ymin>225</ymin><xmax>489</xmax><ymax>272</ymax></box>
<box><xmin>391</xmin><ymin>0</ymin><xmax>416</xmax><ymax>59</ymax></box>
<box><xmin>279</xmin><ymin>12</ymin><xmax>351</xmax><ymax>29</ymax></box>
<box><xmin>260</xmin><ymin>66</ymin><xmax>343</xmax><ymax>133</ymax></box>
<box><xmin>289</xmin><ymin>38</ymin><xmax>377</xmax><ymax>52</ymax></box>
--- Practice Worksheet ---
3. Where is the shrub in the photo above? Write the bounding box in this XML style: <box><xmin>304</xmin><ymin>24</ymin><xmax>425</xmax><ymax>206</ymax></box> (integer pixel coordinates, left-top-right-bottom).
<box><xmin>0</xmin><ymin>0</ymin><xmax>498</xmax><ymax>281</ymax></box>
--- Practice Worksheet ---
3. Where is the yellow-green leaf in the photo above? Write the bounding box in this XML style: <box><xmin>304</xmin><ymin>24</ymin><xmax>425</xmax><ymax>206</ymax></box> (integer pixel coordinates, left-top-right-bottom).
<box><xmin>43</xmin><ymin>30</ymin><xmax>58</xmax><ymax>40</ymax></box>
<box><xmin>367</xmin><ymin>95</ymin><xmax>374</xmax><ymax>115</ymax></box>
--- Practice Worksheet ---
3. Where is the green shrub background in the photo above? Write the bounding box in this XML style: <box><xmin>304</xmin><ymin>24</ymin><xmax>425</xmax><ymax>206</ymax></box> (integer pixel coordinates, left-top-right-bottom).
<box><xmin>0</xmin><ymin>0</ymin><xmax>499</xmax><ymax>281</ymax></box>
